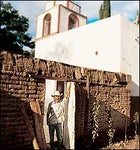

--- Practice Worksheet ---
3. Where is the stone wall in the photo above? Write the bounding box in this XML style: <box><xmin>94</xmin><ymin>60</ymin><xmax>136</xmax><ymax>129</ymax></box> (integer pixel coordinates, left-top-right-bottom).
<box><xmin>0</xmin><ymin>51</ymin><xmax>131</xmax><ymax>149</ymax></box>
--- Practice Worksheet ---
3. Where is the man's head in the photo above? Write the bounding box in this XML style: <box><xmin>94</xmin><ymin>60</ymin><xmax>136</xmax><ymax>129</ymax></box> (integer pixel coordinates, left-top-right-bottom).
<box><xmin>51</xmin><ymin>91</ymin><xmax>62</xmax><ymax>103</ymax></box>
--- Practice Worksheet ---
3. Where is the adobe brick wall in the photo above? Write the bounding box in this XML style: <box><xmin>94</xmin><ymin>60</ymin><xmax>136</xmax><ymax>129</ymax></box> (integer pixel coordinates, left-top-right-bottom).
<box><xmin>0</xmin><ymin>50</ymin><xmax>131</xmax><ymax>149</ymax></box>
<box><xmin>75</xmin><ymin>77</ymin><xmax>131</xmax><ymax>148</ymax></box>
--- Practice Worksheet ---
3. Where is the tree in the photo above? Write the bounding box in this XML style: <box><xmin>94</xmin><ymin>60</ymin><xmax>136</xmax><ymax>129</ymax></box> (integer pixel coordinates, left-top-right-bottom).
<box><xmin>104</xmin><ymin>0</ymin><xmax>111</xmax><ymax>18</ymax></box>
<box><xmin>0</xmin><ymin>2</ymin><xmax>35</xmax><ymax>55</ymax></box>
<box><xmin>99</xmin><ymin>4</ymin><xmax>104</xmax><ymax>20</ymax></box>
<box><xmin>99</xmin><ymin>0</ymin><xmax>111</xmax><ymax>20</ymax></box>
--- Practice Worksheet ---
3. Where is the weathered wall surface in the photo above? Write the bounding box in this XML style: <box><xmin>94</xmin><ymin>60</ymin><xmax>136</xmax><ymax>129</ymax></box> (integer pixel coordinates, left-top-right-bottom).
<box><xmin>0</xmin><ymin>51</ymin><xmax>131</xmax><ymax>149</ymax></box>
<box><xmin>0</xmin><ymin>51</ymin><xmax>46</xmax><ymax>150</ymax></box>
<box><xmin>75</xmin><ymin>80</ymin><xmax>131</xmax><ymax>149</ymax></box>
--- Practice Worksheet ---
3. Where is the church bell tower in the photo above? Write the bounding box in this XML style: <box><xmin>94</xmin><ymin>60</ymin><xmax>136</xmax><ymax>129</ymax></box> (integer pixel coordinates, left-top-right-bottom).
<box><xmin>36</xmin><ymin>0</ymin><xmax>87</xmax><ymax>40</ymax></box>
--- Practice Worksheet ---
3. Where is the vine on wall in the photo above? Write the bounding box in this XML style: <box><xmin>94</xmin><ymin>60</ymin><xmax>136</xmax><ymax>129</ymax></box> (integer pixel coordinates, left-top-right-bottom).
<box><xmin>133</xmin><ymin>112</ymin><xmax>139</xmax><ymax>136</ymax></box>
<box><xmin>91</xmin><ymin>92</ymin><xmax>100</xmax><ymax>143</ymax></box>
<box><xmin>106</xmin><ymin>92</ymin><xmax>115</xmax><ymax>145</ymax></box>
<box><xmin>91</xmin><ymin>90</ymin><xmax>116</xmax><ymax>145</ymax></box>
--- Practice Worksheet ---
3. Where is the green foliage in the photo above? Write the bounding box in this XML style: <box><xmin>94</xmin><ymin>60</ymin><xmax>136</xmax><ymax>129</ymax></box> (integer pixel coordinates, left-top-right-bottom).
<box><xmin>0</xmin><ymin>2</ymin><xmax>35</xmax><ymax>55</ymax></box>
<box><xmin>133</xmin><ymin>112</ymin><xmax>139</xmax><ymax>124</ymax></box>
<box><xmin>99</xmin><ymin>4</ymin><xmax>104</xmax><ymax>20</ymax></box>
<box><xmin>99</xmin><ymin>0</ymin><xmax>111</xmax><ymax>20</ymax></box>
<box><xmin>106</xmin><ymin>105</ymin><xmax>115</xmax><ymax>145</ymax></box>
<box><xmin>106</xmin><ymin>92</ymin><xmax>115</xmax><ymax>145</ymax></box>
<box><xmin>133</xmin><ymin>112</ymin><xmax>139</xmax><ymax>135</ymax></box>
<box><xmin>104</xmin><ymin>0</ymin><xmax>111</xmax><ymax>18</ymax></box>
<box><xmin>91</xmin><ymin>93</ymin><xmax>100</xmax><ymax>142</ymax></box>
<box><xmin>129</xmin><ymin>10</ymin><xmax>140</xmax><ymax>25</ymax></box>
<box><xmin>135</xmin><ymin>10</ymin><xmax>140</xmax><ymax>25</ymax></box>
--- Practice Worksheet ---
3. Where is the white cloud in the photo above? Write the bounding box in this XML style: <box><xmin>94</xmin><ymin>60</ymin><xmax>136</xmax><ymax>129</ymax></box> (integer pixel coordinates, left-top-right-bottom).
<box><xmin>111</xmin><ymin>1</ymin><xmax>139</xmax><ymax>19</ymax></box>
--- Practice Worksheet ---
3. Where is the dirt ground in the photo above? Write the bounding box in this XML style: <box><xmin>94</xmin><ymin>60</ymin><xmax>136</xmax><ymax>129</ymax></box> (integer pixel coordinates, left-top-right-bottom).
<box><xmin>101</xmin><ymin>135</ymin><xmax>139</xmax><ymax>149</ymax></box>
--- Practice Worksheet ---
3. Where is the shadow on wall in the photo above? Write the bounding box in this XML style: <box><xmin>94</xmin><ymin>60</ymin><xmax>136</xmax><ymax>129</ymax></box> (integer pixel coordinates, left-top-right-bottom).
<box><xmin>74</xmin><ymin>85</ymin><xmax>132</xmax><ymax>150</ymax></box>
<box><xmin>130</xmin><ymin>81</ymin><xmax>139</xmax><ymax>121</ymax></box>
<box><xmin>45</xmin><ymin>41</ymin><xmax>73</xmax><ymax>64</ymax></box>
<box><xmin>0</xmin><ymin>89</ymin><xmax>47</xmax><ymax>150</ymax></box>
<box><xmin>130</xmin><ymin>96</ymin><xmax>139</xmax><ymax>121</ymax></box>
<box><xmin>131</xmin><ymin>81</ymin><xmax>139</xmax><ymax>98</ymax></box>
<box><xmin>63</xmin><ymin>99</ymin><xmax>70</xmax><ymax>149</ymax></box>
<box><xmin>88</xmin><ymin>103</ymin><xmax>132</xmax><ymax>150</ymax></box>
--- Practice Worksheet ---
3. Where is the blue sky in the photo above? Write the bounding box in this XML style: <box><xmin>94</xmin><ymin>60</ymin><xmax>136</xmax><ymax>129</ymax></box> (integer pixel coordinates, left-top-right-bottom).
<box><xmin>3</xmin><ymin>1</ymin><xmax>139</xmax><ymax>40</ymax></box>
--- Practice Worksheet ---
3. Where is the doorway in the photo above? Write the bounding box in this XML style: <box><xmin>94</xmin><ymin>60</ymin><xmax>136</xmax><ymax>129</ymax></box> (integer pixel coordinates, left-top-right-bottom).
<box><xmin>43</xmin><ymin>79</ymin><xmax>75</xmax><ymax>149</ymax></box>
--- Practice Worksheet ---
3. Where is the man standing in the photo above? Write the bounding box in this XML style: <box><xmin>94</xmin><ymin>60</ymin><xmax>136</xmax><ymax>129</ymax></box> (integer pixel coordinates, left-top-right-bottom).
<box><xmin>47</xmin><ymin>83</ymin><xmax>71</xmax><ymax>149</ymax></box>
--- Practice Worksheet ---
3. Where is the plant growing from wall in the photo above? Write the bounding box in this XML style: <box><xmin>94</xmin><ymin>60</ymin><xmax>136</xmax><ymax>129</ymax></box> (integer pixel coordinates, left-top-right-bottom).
<box><xmin>106</xmin><ymin>104</ymin><xmax>115</xmax><ymax>145</ymax></box>
<box><xmin>131</xmin><ymin>10</ymin><xmax>140</xmax><ymax>25</ymax></box>
<box><xmin>133</xmin><ymin>112</ymin><xmax>139</xmax><ymax>136</ymax></box>
<box><xmin>106</xmin><ymin>92</ymin><xmax>115</xmax><ymax>145</ymax></box>
<box><xmin>91</xmin><ymin>92</ymin><xmax>100</xmax><ymax>143</ymax></box>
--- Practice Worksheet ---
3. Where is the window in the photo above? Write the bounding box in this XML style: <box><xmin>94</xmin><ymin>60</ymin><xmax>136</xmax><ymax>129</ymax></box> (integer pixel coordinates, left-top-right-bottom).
<box><xmin>43</xmin><ymin>14</ymin><xmax>51</xmax><ymax>36</ymax></box>
<box><xmin>68</xmin><ymin>14</ymin><xmax>79</xmax><ymax>30</ymax></box>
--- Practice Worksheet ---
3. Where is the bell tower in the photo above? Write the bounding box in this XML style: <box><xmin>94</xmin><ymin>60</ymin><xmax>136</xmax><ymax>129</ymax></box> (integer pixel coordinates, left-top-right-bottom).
<box><xmin>36</xmin><ymin>0</ymin><xmax>87</xmax><ymax>39</ymax></box>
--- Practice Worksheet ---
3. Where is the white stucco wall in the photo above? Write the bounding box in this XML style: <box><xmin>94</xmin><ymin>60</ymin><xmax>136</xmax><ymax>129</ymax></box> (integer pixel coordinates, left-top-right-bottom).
<box><xmin>59</xmin><ymin>5</ymin><xmax>87</xmax><ymax>33</ymax></box>
<box><xmin>121</xmin><ymin>16</ymin><xmax>139</xmax><ymax>96</ymax></box>
<box><xmin>45</xmin><ymin>1</ymin><xmax>80</xmax><ymax>13</ymax></box>
<box><xmin>35</xmin><ymin>14</ymin><xmax>122</xmax><ymax>72</ymax></box>
<box><xmin>36</xmin><ymin>6</ymin><xmax>59</xmax><ymax>39</ymax></box>
<box><xmin>68</xmin><ymin>1</ymin><xmax>81</xmax><ymax>13</ymax></box>
<box><xmin>35</xmin><ymin>14</ymin><xmax>139</xmax><ymax>96</ymax></box>
<box><xmin>38</xmin><ymin>3</ymin><xmax>139</xmax><ymax>96</ymax></box>
<box><xmin>36</xmin><ymin>5</ymin><xmax>86</xmax><ymax>39</ymax></box>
